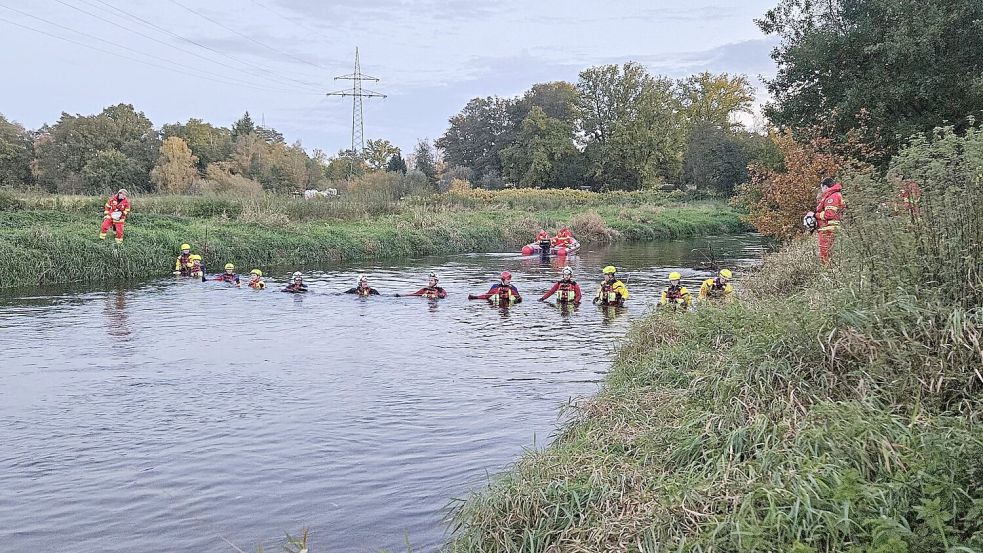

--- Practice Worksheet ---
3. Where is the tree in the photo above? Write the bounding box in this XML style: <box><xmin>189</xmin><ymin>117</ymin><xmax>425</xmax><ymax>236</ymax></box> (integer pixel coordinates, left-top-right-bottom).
<box><xmin>364</xmin><ymin>139</ymin><xmax>400</xmax><ymax>171</ymax></box>
<box><xmin>436</xmin><ymin>96</ymin><xmax>516</xmax><ymax>180</ymax></box>
<box><xmin>682</xmin><ymin>123</ymin><xmax>750</xmax><ymax>195</ymax></box>
<box><xmin>150</xmin><ymin>137</ymin><xmax>199</xmax><ymax>193</ymax></box>
<box><xmin>758</xmin><ymin>0</ymin><xmax>983</xmax><ymax>154</ymax></box>
<box><xmin>385</xmin><ymin>153</ymin><xmax>407</xmax><ymax>173</ymax></box>
<box><xmin>255</xmin><ymin>125</ymin><xmax>285</xmax><ymax>144</ymax></box>
<box><xmin>412</xmin><ymin>138</ymin><xmax>439</xmax><ymax>187</ymax></box>
<box><xmin>678</xmin><ymin>72</ymin><xmax>755</xmax><ymax>130</ymax></box>
<box><xmin>514</xmin><ymin>81</ymin><xmax>581</xmax><ymax>125</ymax></box>
<box><xmin>32</xmin><ymin>104</ymin><xmax>158</xmax><ymax>192</ymax></box>
<box><xmin>578</xmin><ymin>63</ymin><xmax>687</xmax><ymax>190</ymax></box>
<box><xmin>161</xmin><ymin>118</ymin><xmax>233</xmax><ymax>173</ymax></box>
<box><xmin>0</xmin><ymin>114</ymin><xmax>33</xmax><ymax>187</ymax></box>
<box><xmin>500</xmin><ymin>107</ymin><xmax>580</xmax><ymax>188</ymax></box>
<box><xmin>81</xmin><ymin>149</ymin><xmax>143</xmax><ymax>192</ymax></box>
<box><xmin>231</xmin><ymin>111</ymin><xmax>256</xmax><ymax>141</ymax></box>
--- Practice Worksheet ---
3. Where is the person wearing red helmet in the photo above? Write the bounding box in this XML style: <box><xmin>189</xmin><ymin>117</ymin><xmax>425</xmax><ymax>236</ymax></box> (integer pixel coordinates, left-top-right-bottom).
<box><xmin>468</xmin><ymin>271</ymin><xmax>522</xmax><ymax>305</ymax></box>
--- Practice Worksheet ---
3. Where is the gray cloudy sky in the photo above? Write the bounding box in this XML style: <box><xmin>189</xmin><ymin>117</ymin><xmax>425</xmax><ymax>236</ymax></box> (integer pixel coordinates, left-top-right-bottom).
<box><xmin>0</xmin><ymin>0</ymin><xmax>778</xmax><ymax>155</ymax></box>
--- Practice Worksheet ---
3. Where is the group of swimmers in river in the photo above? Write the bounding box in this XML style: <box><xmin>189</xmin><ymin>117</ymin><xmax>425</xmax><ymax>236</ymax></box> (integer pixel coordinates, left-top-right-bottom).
<box><xmin>173</xmin><ymin>243</ymin><xmax>736</xmax><ymax>309</ymax></box>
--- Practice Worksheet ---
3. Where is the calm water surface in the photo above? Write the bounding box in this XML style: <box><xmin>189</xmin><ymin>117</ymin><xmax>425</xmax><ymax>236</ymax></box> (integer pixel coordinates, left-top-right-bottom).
<box><xmin>0</xmin><ymin>235</ymin><xmax>766</xmax><ymax>552</ymax></box>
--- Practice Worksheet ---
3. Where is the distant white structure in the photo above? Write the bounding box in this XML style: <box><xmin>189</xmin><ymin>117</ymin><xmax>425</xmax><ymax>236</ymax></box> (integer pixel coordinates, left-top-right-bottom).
<box><xmin>304</xmin><ymin>188</ymin><xmax>338</xmax><ymax>199</ymax></box>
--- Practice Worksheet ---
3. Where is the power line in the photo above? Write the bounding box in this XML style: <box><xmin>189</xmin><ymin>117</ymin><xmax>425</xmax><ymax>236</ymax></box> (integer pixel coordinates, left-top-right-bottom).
<box><xmin>165</xmin><ymin>0</ymin><xmax>333</xmax><ymax>73</ymax></box>
<box><xmin>54</xmin><ymin>0</ymin><xmax>318</xmax><ymax>92</ymax></box>
<box><xmin>326</xmin><ymin>48</ymin><xmax>386</xmax><ymax>178</ymax></box>
<box><xmin>0</xmin><ymin>11</ymin><xmax>317</xmax><ymax>95</ymax></box>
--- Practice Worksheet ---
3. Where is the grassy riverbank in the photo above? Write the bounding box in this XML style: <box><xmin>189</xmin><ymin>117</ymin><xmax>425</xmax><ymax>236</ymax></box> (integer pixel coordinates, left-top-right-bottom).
<box><xmin>446</xmin><ymin>168</ymin><xmax>983</xmax><ymax>548</ymax></box>
<box><xmin>0</xmin><ymin>189</ymin><xmax>747</xmax><ymax>289</ymax></box>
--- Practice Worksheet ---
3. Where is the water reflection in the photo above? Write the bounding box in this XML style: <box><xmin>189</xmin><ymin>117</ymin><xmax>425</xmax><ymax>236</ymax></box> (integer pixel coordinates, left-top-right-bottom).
<box><xmin>102</xmin><ymin>289</ymin><xmax>131</xmax><ymax>340</ymax></box>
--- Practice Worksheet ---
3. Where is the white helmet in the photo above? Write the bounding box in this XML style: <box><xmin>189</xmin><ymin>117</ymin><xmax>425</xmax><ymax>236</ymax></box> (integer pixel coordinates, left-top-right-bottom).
<box><xmin>292</xmin><ymin>271</ymin><xmax>302</xmax><ymax>280</ymax></box>
<box><xmin>358</xmin><ymin>274</ymin><xmax>368</xmax><ymax>284</ymax></box>
<box><xmin>561</xmin><ymin>266</ymin><xmax>573</xmax><ymax>276</ymax></box>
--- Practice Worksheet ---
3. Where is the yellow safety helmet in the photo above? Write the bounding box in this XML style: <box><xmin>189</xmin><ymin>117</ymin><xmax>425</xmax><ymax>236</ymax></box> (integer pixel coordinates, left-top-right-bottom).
<box><xmin>250</xmin><ymin>269</ymin><xmax>262</xmax><ymax>276</ymax></box>
<box><xmin>224</xmin><ymin>263</ymin><xmax>235</xmax><ymax>271</ymax></box>
<box><xmin>602</xmin><ymin>265</ymin><xmax>617</xmax><ymax>274</ymax></box>
<box><xmin>180</xmin><ymin>243</ymin><xmax>191</xmax><ymax>251</ymax></box>
<box><xmin>190</xmin><ymin>254</ymin><xmax>201</xmax><ymax>261</ymax></box>
<box><xmin>668</xmin><ymin>271</ymin><xmax>682</xmax><ymax>281</ymax></box>
<box><xmin>719</xmin><ymin>269</ymin><xmax>733</xmax><ymax>279</ymax></box>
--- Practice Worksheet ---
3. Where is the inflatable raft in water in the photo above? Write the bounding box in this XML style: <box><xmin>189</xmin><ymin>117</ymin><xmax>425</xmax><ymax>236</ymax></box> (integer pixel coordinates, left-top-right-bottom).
<box><xmin>521</xmin><ymin>239</ymin><xmax>581</xmax><ymax>257</ymax></box>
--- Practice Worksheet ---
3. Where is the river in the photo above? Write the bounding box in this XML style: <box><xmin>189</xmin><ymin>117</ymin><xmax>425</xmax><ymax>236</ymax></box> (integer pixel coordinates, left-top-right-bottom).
<box><xmin>0</xmin><ymin>234</ymin><xmax>766</xmax><ymax>553</ymax></box>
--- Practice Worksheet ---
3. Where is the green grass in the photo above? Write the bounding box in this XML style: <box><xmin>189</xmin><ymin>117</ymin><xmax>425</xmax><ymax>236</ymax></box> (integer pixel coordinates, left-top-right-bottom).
<box><xmin>444</xmin><ymin>144</ymin><xmax>983</xmax><ymax>552</ymax></box>
<box><xmin>0</xmin><ymin>191</ymin><xmax>748</xmax><ymax>289</ymax></box>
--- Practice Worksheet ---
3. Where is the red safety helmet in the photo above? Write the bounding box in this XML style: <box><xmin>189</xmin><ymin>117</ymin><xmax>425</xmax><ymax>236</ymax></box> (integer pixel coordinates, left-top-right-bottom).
<box><xmin>500</xmin><ymin>271</ymin><xmax>512</xmax><ymax>280</ymax></box>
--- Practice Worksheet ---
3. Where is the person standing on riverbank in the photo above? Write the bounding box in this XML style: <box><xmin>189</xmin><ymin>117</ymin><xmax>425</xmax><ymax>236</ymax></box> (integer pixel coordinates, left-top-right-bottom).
<box><xmin>593</xmin><ymin>266</ymin><xmax>629</xmax><ymax>307</ymax></box>
<box><xmin>397</xmin><ymin>272</ymin><xmax>447</xmax><ymax>299</ymax></box>
<box><xmin>809</xmin><ymin>177</ymin><xmax>845</xmax><ymax>264</ymax></box>
<box><xmin>540</xmin><ymin>266</ymin><xmax>582</xmax><ymax>304</ymax></box>
<box><xmin>99</xmin><ymin>189</ymin><xmax>130</xmax><ymax>243</ymax></box>
<box><xmin>469</xmin><ymin>271</ymin><xmax>522</xmax><ymax>305</ymax></box>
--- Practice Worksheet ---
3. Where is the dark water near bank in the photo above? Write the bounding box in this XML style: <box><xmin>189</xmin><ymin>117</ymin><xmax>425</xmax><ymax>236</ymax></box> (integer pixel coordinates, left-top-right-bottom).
<box><xmin>0</xmin><ymin>235</ymin><xmax>766</xmax><ymax>553</ymax></box>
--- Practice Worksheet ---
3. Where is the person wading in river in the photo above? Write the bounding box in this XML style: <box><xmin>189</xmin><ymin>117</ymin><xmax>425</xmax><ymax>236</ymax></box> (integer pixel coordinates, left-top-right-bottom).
<box><xmin>174</xmin><ymin>244</ymin><xmax>193</xmax><ymax>276</ymax></box>
<box><xmin>397</xmin><ymin>272</ymin><xmax>447</xmax><ymax>299</ymax></box>
<box><xmin>699</xmin><ymin>269</ymin><xmax>734</xmax><ymax>303</ymax></box>
<box><xmin>247</xmin><ymin>269</ymin><xmax>266</xmax><ymax>290</ymax></box>
<box><xmin>469</xmin><ymin>271</ymin><xmax>522</xmax><ymax>306</ymax></box>
<box><xmin>214</xmin><ymin>263</ymin><xmax>241</xmax><ymax>286</ymax></box>
<box><xmin>592</xmin><ymin>266</ymin><xmax>629</xmax><ymax>307</ymax></box>
<box><xmin>659</xmin><ymin>272</ymin><xmax>692</xmax><ymax>311</ymax></box>
<box><xmin>345</xmin><ymin>275</ymin><xmax>380</xmax><ymax>296</ymax></box>
<box><xmin>540</xmin><ymin>266</ymin><xmax>582</xmax><ymax>304</ymax></box>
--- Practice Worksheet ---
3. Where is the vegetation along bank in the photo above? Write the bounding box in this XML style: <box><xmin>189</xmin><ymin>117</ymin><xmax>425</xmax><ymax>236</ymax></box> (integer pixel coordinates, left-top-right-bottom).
<box><xmin>0</xmin><ymin>188</ymin><xmax>748</xmax><ymax>290</ymax></box>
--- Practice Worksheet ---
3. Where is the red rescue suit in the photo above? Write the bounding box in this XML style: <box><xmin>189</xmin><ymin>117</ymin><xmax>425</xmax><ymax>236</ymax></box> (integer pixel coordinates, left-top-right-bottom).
<box><xmin>540</xmin><ymin>280</ymin><xmax>582</xmax><ymax>303</ymax></box>
<box><xmin>471</xmin><ymin>283</ymin><xmax>522</xmax><ymax>305</ymax></box>
<box><xmin>552</xmin><ymin>229</ymin><xmax>573</xmax><ymax>248</ymax></box>
<box><xmin>815</xmin><ymin>183</ymin><xmax>844</xmax><ymax>264</ymax></box>
<box><xmin>100</xmin><ymin>194</ymin><xmax>131</xmax><ymax>241</ymax></box>
<box><xmin>408</xmin><ymin>286</ymin><xmax>447</xmax><ymax>299</ymax></box>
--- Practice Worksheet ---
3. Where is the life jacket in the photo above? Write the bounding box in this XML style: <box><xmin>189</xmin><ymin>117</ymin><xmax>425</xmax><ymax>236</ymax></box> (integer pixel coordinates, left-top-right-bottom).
<box><xmin>176</xmin><ymin>254</ymin><xmax>191</xmax><ymax>275</ymax></box>
<box><xmin>489</xmin><ymin>284</ymin><xmax>517</xmax><ymax>306</ymax></box>
<box><xmin>104</xmin><ymin>196</ymin><xmax>131</xmax><ymax>220</ymax></box>
<box><xmin>249</xmin><ymin>279</ymin><xmax>265</xmax><ymax>289</ymax></box>
<box><xmin>599</xmin><ymin>282</ymin><xmax>623</xmax><ymax>305</ymax></box>
<box><xmin>708</xmin><ymin>278</ymin><xmax>728</xmax><ymax>297</ymax></box>
<box><xmin>216</xmin><ymin>273</ymin><xmax>238</xmax><ymax>283</ymax></box>
<box><xmin>356</xmin><ymin>286</ymin><xmax>374</xmax><ymax>297</ymax></box>
<box><xmin>190</xmin><ymin>261</ymin><xmax>203</xmax><ymax>277</ymax></box>
<box><xmin>665</xmin><ymin>285</ymin><xmax>684</xmax><ymax>301</ymax></box>
<box><xmin>557</xmin><ymin>281</ymin><xmax>578</xmax><ymax>303</ymax></box>
<box><xmin>421</xmin><ymin>286</ymin><xmax>443</xmax><ymax>299</ymax></box>
<box><xmin>553</xmin><ymin>232</ymin><xmax>572</xmax><ymax>247</ymax></box>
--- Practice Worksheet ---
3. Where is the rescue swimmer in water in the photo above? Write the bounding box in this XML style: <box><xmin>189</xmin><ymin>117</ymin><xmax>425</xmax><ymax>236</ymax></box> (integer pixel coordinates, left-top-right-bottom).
<box><xmin>345</xmin><ymin>275</ymin><xmax>380</xmax><ymax>296</ymax></box>
<box><xmin>469</xmin><ymin>271</ymin><xmax>522</xmax><ymax>306</ymax></box>
<box><xmin>213</xmin><ymin>263</ymin><xmax>241</xmax><ymax>286</ymax></box>
<box><xmin>592</xmin><ymin>266</ymin><xmax>629</xmax><ymax>307</ymax></box>
<box><xmin>248</xmin><ymin>269</ymin><xmax>266</xmax><ymax>290</ymax></box>
<box><xmin>540</xmin><ymin>266</ymin><xmax>582</xmax><ymax>304</ymax></box>
<box><xmin>396</xmin><ymin>272</ymin><xmax>447</xmax><ymax>299</ymax></box>
<box><xmin>282</xmin><ymin>272</ymin><xmax>308</xmax><ymax>293</ymax></box>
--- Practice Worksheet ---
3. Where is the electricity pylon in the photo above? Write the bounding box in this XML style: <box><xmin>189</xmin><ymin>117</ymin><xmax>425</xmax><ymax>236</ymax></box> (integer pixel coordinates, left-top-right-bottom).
<box><xmin>326</xmin><ymin>48</ymin><xmax>386</xmax><ymax>179</ymax></box>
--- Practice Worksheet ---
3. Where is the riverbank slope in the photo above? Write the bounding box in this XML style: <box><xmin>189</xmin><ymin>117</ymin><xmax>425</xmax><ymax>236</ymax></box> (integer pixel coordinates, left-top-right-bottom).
<box><xmin>446</xmin><ymin>182</ymin><xmax>982</xmax><ymax>551</ymax></box>
<box><xmin>0</xmin><ymin>190</ymin><xmax>748</xmax><ymax>289</ymax></box>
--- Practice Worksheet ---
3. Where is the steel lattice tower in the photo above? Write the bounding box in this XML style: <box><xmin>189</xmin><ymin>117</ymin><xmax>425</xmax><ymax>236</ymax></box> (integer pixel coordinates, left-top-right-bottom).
<box><xmin>326</xmin><ymin>48</ymin><xmax>386</xmax><ymax>178</ymax></box>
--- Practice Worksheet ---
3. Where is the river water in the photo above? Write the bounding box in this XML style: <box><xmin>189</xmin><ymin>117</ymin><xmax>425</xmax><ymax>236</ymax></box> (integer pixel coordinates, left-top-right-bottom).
<box><xmin>0</xmin><ymin>235</ymin><xmax>766</xmax><ymax>553</ymax></box>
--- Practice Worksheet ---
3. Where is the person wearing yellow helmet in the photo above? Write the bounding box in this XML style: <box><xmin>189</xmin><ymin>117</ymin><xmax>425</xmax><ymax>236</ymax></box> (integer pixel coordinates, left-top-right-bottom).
<box><xmin>699</xmin><ymin>268</ymin><xmax>734</xmax><ymax>302</ymax></box>
<box><xmin>188</xmin><ymin>254</ymin><xmax>204</xmax><ymax>278</ymax></box>
<box><xmin>593</xmin><ymin>265</ymin><xmax>629</xmax><ymax>307</ymax></box>
<box><xmin>173</xmin><ymin>243</ymin><xmax>194</xmax><ymax>276</ymax></box>
<box><xmin>213</xmin><ymin>262</ymin><xmax>240</xmax><ymax>286</ymax></box>
<box><xmin>248</xmin><ymin>269</ymin><xmax>266</xmax><ymax>290</ymax></box>
<box><xmin>659</xmin><ymin>271</ymin><xmax>692</xmax><ymax>310</ymax></box>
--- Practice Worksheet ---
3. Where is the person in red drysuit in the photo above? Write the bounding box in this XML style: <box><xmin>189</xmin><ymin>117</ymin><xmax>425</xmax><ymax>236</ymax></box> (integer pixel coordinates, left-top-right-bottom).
<box><xmin>535</xmin><ymin>229</ymin><xmax>550</xmax><ymax>242</ymax></box>
<box><xmin>468</xmin><ymin>271</ymin><xmax>522</xmax><ymax>305</ymax></box>
<box><xmin>99</xmin><ymin>188</ymin><xmax>131</xmax><ymax>243</ymax></box>
<box><xmin>809</xmin><ymin>177</ymin><xmax>845</xmax><ymax>265</ymax></box>
<box><xmin>897</xmin><ymin>179</ymin><xmax>921</xmax><ymax>219</ymax></box>
<box><xmin>539</xmin><ymin>266</ymin><xmax>582</xmax><ymax>304</ymax></box>
<box><xmin>552</xmin><ymin>227</ymin><xmax>573</xmax><ymax>248</ymax></box>
<box><xmin>398</xmin><ymin>272</ymin><xmax>447</xmax><ymax>299</ymax></box>
<box><xmin>213</xmin><ymin>263</ymin><xmax>241</xmax><ymax>286</ymax></box>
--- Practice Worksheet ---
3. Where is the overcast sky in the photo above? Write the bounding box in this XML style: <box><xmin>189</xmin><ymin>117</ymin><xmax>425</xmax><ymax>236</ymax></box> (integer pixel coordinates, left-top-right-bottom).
<box><xmin>0</xmin><ymin>0</ymin><xmax>779</xmax><ymax>155</ymax></box>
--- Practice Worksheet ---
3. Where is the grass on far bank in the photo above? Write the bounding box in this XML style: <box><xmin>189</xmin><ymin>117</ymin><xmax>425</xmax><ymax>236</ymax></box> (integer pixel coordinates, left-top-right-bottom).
<box><xmin>0</xmin><ymin>188</ymin><xmax>748</xmax><ymax>289</ymax></box>
<box><xmin>445</xmin><ymin>136</ymin><xmax>983</xmax><ymax>552</ymax></box>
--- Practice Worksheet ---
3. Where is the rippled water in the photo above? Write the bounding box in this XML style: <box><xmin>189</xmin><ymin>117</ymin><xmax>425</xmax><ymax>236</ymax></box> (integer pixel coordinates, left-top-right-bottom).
<box><xmin>0</xmin><ymin>235</ymin><xmax>766</xmax><ymax>553</ymax></box>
